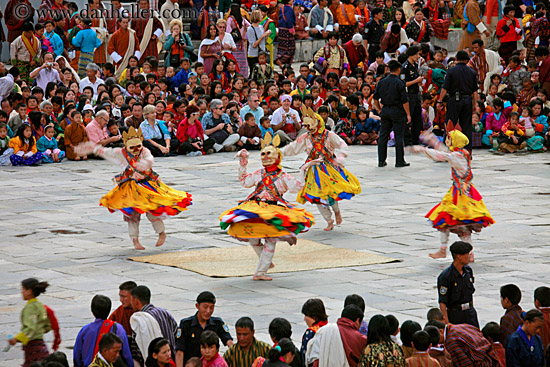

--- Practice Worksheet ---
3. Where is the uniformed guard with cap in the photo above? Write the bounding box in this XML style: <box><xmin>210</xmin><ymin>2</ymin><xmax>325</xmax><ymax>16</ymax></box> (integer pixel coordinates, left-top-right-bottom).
<box><xmin>373</xmin><ymin>59</ymin><xmax>411</xmax><ymax>168</ymax></box>
<box><xmin>438</xmin><ymin>50</ymin><xmax>479</xmax><ymax>150</ymax></box>
<box><xmin>437</xmin><ymin>241</ymin><xmax>479</xmax><ymax>328</ymax></box>
<box><xmin>175</xmin><ymin>291</ymin><xmax>234</xmax><ymax>367</ymax></box>
<box><xmin>401</xmin><ymin>45</ymin><xmax>423</xmax><ymax>146</ymax></box>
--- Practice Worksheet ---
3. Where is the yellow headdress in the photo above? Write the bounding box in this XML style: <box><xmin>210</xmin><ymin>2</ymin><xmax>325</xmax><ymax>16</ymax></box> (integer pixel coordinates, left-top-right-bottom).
<box><xmin>445</xmin><ymin>121</ymin><xmax>469</xmax><ymax>151</ymax></box>
<box><xmin>260</xmin><ymin>132</ymin><xmax>283</xmax><ymax>170</ymax></box>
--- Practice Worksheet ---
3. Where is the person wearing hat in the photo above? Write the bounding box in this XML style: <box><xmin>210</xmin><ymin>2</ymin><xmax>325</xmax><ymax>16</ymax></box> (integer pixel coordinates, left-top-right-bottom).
<box><xmin>373</xmin><ymin>59</ymin><xmax>411</xmax><ymax>168</ymax></box>
<box><xmin>364</xmin><ymin>8</ymin><xmax>385</xmax><ymax>64</ymax></box>
<box><xmin>175</xmin><ymin>292</ymin><xmax>234</xmax><ymax>367</ymax></box>
<box><xmin>436</xmin><ymin>241</ymin><xmax>479</xmax><ymax>328</ymax></box>
<box><xmin>400</xmin><ymin>45</ymin><xmax>423</xmax><ymax>146</ymax></box>
<box><xmin>343</xmin><ymin>34</ymin><xmax>368</xmax><ymax>71</ymax></box>
<box><xmin>437</xmin><ymin>50</ymin><xmax>479</xmax><ymax>151</ymax></box>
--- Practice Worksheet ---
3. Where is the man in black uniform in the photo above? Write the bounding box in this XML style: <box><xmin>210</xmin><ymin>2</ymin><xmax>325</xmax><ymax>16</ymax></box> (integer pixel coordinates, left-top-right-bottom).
<box><xmin>175</xmin><ymin>291</ymin><xmax>234</xmax><ymax>367</ymax></box>
<box><xmin>401</xmin><ymin>45</ymin><xmax>423</xmax><ymax>146</ymax></box>
<box><xmin>364</xmin><ymin>8</ymin><xmax>385</xmax><ymax>64</ymax></box>
<box><xmin>373</xmin><ymin>60</ymin><xmax>411</xmax><ymax>168</ymax></box>
<box><xmin>437</xmin><ymin>241</ymin><xmax>479</xmax><ymax>328</ymax></box>
<box><xmin>438</xmin><ymin>50</ymin><xmax>478</xmax><ymax>150</ymax></box>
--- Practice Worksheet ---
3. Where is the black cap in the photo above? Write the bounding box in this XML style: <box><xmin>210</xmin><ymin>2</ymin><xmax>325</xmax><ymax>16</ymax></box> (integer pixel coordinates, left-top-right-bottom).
<box><xmin>449</xmin><ymin>241</ymin><xmax>473</xmax><ymax>255</ymax></box>
<box><xmin>196</xmin><ymin>291</ymin><xmax>216</xmax><ymax>304</ymax></box>
<box><xmin>82</xmin><ymin>17</ymin><xmax>93</xmax><ymax>27</ymax></box>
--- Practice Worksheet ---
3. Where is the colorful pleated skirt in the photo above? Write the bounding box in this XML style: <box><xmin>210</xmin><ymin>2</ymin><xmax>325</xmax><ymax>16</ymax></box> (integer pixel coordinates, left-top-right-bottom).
<box><xmin>426</xmin><ymin>184</ymin><xmax>494</xmax><ymax>234</ymax></box>
<box><xmin>100</xmin><ymin>179</ymin><xmax>192</xmax><ymax>217</ymax></box>
<box><xmin>23</xmin><ymin>340</ymin><xmax>49</xmax><ymax>367</ymax></box>
<box><xmin>220</xmin><ymin>200</ymin><xmax>315</xmax><ymax>240</ymax></box>
<box><xmin>298</xmin><ymin>162</ymin><xmax>362</xmax><ymax>206</ymax></box>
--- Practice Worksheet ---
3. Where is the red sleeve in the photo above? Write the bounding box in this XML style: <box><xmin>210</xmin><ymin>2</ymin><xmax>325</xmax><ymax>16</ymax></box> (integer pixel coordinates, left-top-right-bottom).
<box><xmin>496</xmin><ymin>19</ymin><xmax>506</xmax><ymax>37</ymax></box>
<box><xmin>176</xmin><ymin>120</ymin><xmax>188</xmax><ymax>142</ymax></box>
<box><xmin>44</xmin><ymin>305</ymin><xmax>61</xmax><ymax>351</ymax></box>
<box><xmin>539</xmin><ymin>58</ymin><xmax>550</xmax><ymax>83</ymax></box>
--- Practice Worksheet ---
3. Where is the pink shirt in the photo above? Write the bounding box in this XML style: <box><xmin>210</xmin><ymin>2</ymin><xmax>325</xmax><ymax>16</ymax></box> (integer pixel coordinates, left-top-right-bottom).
<box><xmin>85</xmin><ymin>119</ymin><xmax>110</xmax><ymax>144</ymax></box>
<box><xmin>201</xmin><ymin>354</ymin><xmax>228</xmax><ymax>367</ymax></box>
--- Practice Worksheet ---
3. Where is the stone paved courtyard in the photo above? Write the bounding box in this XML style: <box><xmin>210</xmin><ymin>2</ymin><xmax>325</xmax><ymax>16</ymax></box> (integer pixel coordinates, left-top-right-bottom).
<box><xmin>1</xmin><ymin>146</ymin><xmax>550</xmax><ymax>366</ymax></box>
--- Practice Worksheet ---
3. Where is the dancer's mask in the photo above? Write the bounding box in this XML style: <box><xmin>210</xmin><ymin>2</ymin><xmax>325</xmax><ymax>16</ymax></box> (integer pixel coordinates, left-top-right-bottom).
<box><xmin>445</xmin><ymin>120</ymin><xmax>469</xmax><ymax>151</ymax></box>
<box><xmin>302</xmin><ymin>113</ymin><xmax>325</xmax><ymax>135</ymax></box>
<box><xmin>123</xmin><ymin>127</ymin><xmax>145</xmax><ymax>155</ymax></box>
<box><xmin>260</xmin><ymin>132</ymin><xmax>282</xmax><ymax>169</ymax></box>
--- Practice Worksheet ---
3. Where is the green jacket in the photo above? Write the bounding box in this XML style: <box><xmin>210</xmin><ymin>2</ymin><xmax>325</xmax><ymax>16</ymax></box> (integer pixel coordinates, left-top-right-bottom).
<box><xmin>15</xmin><ymin>298</ymin><xmax>50</xmax><ymax>345</ymax></box>
<box><xmin>89</xmin><ymin>354</ymin><xmax>113</xmax><ymax>367</ymax></box>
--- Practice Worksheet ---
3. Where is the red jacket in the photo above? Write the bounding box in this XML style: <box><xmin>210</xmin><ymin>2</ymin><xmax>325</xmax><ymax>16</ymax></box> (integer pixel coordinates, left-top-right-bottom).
<box><xmin>539</xmin><ymin>55</ymin><xmax>550</xmax><ymax>84</ymax></box>
<box><xmin>177</xmin><ymin>117</ymin><xmax>205</xmax><ymax>143</ymax></box>
<box><xmin>496</xmin><ymin>16</ymin><xmax>522</xmax><ymax>43</ymax></box>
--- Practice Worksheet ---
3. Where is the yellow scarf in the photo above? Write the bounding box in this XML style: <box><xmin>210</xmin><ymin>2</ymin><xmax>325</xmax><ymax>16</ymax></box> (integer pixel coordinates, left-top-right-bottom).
<box><xmin>21</xmin><ymin>33</ymin><xmax>38</xmax><ymax>62</ymax></box>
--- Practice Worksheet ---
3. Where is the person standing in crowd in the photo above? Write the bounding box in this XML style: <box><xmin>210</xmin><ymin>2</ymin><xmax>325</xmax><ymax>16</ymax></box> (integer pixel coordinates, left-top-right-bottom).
<box><xmin>163</xmin><ymin>19</ymin><xmax>194</xmax><ymax>69</ymax></box>
<box><xmin>133</xmin><ymin>0</ymin><xmax>164</xmax><ymax>62</ymax></box>
<box><xmin>247</xmin><ymin>10</ymin><xmax>271</xmax><ymax>72</ymax></box>
<box><xmin>343</xmin><ymin>34</ymin><xmax>367</xmax><ymax>71</ymax></box>
<box><xmin>364</xmin><ymin>8</ymin><xmax>385</xmax><ymax>64</ymax></box>
<box><xmin>437</xmin><ymin>241</ymin><xmax>479</xmax><ymax>327</ymax></box>
<box><xmin>108</xmin><ymin>17</ymin><xmax>141</xmax><ymax>80</ymax></box>
<box><xmin>337</xmin><ymin>0</ymin><xmax>358</xmax><ymax>44</ymax></box>
<box><xmin>4</xmin><ymin>0</ymin><xmax>35</xmax><ymax>43</ymax></box>
<box><xmin>496</xmin><ymin>5</ymin><xmax>522</xmax><ymax>64</ymax></box>
<box><xmin>71</xmin><ymin>18</ymin><xmax>102</xmax><ymax>79</ymax></box>
<box><xmin>109</xmin><ymin>281</ymin><xmax>137</xmax><ymax>339</ymax></box>
<box><xmin>437</xmin><ymin>50</ymin><xmax>478</xmax><ymax>151</ymax></box>
<box><xmin>276</xmin><ymin>0</ymin><xmax>296</xmax><ymax>68</ymax></box>
<box><xmin>467</xmin><ymin>39</ymin><xmax>501</xmax><ymax>93</ymax></box>
<box><xmin>373</xmin><ymin>60</ymin><xmax>410</xmax><ymax>168</ymax></box>
<box><xmin>405</xmin><ymin>9</ymin><xmax>432</xmax><ymax>45</ymax></box>
<box><xmin>227</xmin><ymin>4</ymin><xmax>251</xmax><ymax>78</ymax></box>
<box><xmin>308</xmin><ymin>0</ymin><xmax>334</xmax><ymax>39</ymax></box>
<box><xmin>400</xmin><ymin>45</ymin><xmax>423</xmax><ymax>146</ymax></box>
<box><xmin>458</xmin><ymin>0</ymin><xmax>490</xmax><ymax>50</ymax></box>
<box><xmin>9</xmin><ymin>22</ymin><xmax>41</xmax><ymax>84</ymax></box>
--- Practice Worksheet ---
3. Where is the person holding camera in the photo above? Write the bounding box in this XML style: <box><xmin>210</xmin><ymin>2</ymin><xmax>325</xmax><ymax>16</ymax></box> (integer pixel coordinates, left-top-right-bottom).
<box><xmin>201</xmin><ymin>99</ymin><xmax>240</xmax><ymax>152</ymax></box>
<box><xmin>29</xmin><ymin>52</ymin><xmax>62</xmax><ymax>94</ymax></box>
<box><xmin>271</xmin><ymin>95</ymin><xmax>304</xmax><ymax>144</ymax></box>
<box><xmin>163</xmin><ymin>19</ymin><xmax>195</xmax><ymax>68</ymax></box>
<box><xmin>177</xmin><ymin>105</ymin><xmax>216</xmax><ymax>156</ymax></box>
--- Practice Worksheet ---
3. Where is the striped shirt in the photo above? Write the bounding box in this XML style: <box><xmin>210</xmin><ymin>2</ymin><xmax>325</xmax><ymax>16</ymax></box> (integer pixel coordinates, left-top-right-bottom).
<box><xmin>223</xmin><ymin>338</ymin><xmax>271</xmax><ymax>367</ymax></box>
<box><xmin>500</xmin><ymin>304</ymin><xmax>523</xmax><ymax>347</ymax></box>
<box><xmin>406</xmin><ymin>352</ymin><xmax>441</xmax><ymax>367</ymax></box>
<box><xmin>444</xmin><ymin>324</ymin><xmax>497</xmax><ymax>367</ymax></box>
<box><xmin>142</xmin><ymin>303</ymin><xmax>178</xmax><ymax>354</ymax></box>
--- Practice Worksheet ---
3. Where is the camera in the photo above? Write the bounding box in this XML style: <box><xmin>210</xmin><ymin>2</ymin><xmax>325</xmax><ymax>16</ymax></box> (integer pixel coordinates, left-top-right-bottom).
<box><xmin>177</xmin><ymin>38</ymin><xmax>186</xmax><ymax>47</ymax></box>
<box><xmin>47</xmin><ymin>62</ymin><xmax>54</xmax><ymax>67</ymax></box>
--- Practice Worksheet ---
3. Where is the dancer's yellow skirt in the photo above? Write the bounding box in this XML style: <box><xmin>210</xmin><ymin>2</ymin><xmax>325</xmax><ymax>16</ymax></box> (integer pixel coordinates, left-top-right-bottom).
<box><xmin>298</xmin><ymin>162</ymin><xmax>361</xmax><ymax>205</ymax></box>
<box><xmin>220</xmin><ymin>200</ymin><xmax>315</xmax><ymax>239</ymax></box>
<box><xmin>100</xmin><ymin>179</ymin><xmax>192</xmax><ymax>216</ymax></box>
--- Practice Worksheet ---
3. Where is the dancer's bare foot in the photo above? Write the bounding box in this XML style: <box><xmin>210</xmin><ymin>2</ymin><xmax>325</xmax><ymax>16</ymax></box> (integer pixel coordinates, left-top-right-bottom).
<box><xmin>324</xmin><ymin>219</ymin><xmax>335</xmax><ymax>231</ymax></box>
<box><xmin>253</xmin><ymin>274</ymin><xmax>273</xmax><ymax>281</ymax></box>
<box><xmin>269</xmin><ymin>262</ymin><xmax>275</xmax><ymax>269</ymax></box>
<box><xmin>335</xmin><ymin>211</ymin><xmax>343</xmax><ymax>225</ymax></box>
<box><xmin>133</xmin><ymin>238</ymin><xmax>145</xmax><ymax>250</ymax></box>
<box><xmin>429</xmin><ymin>247</ymin><xmax>447</xmax><ymax>259</ymax></box>
<box><xmin>286</xmin><ymin>237</ymin><xmax>297</xmax><ymax>245</ymax></box>
<box><xmin>156</xmin><ymin>232</ymin><xmax>166</xmax><ymax>247</ymax></box>
<box><xmin>469</xmin><ymin>252</ymin><xmax>475</xmax><ymax>262</ymax></box>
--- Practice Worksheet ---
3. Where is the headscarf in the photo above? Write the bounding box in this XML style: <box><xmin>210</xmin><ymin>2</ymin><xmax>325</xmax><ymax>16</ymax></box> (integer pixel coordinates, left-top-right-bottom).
<box><xmin>56</xmin><ymin>55</ymin><xmax>81</xmax><ymax>83</ymax></box>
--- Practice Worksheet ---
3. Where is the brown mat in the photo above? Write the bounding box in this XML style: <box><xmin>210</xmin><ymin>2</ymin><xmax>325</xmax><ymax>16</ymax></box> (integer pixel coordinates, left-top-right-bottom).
<box><xmin>129</xmin><ymin>239</ymin><xmax>399</xmax><ymax>277</ymax></box>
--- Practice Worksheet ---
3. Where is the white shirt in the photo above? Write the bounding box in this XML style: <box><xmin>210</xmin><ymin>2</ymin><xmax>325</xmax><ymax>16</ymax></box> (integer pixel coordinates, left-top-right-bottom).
<box><xmin>79</xmin><ymin>76</ymin><xmax>105</xmax><ymax>100</ymax></box>
<box><xmin>0</xmin><ymin>74</ymin><xmax>14</xmax><ymax>103</ymax></box>
<box><xmin>271</xmin><ymin>107</ymin><xmax>301</xmax><ymax>127</ymax></box>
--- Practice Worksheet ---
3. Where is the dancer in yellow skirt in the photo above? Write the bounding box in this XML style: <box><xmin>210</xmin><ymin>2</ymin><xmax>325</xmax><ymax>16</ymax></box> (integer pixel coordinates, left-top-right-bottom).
<box><xmin>410</xmin><ymin>122</ymin><xmax>494</xmax><ymax>261</ymax></box>
<box><xmin>220</xmin><ymin>133</ymin><xmax>317</xmax><ymax>281</ymax></box>
<box><xmin>76</xmin><ymin>127</ymin><xmax>192</xmax><ymax>250</ymax></box>
<box><xmin>281</xmin><ymin>114</ymin><xmax>361</xmax><ymax>231</ymax></box>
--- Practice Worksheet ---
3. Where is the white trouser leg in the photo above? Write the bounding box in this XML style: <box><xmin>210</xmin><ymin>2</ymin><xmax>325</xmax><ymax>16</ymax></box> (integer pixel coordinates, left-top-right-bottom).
<box><xmin>249</xmin><ymin>239</ymin><xmax>263</xmax><ymax>258</ymax></box>
<box><xmin>146</xmin><ymin>212</ymin><xmax>165</xmax><ymax>234</ymax></box>
<box><xmin>331</xmin><ymin>201</ymin><xmax>340</xmax><ymax>213</ymax></box>
<box><xmin>317</xmin><ymin>204</ymin><xmax>333</xmax><ymax>224</ymax></box>
<box><xmin>255</xmin><ymin>239</ymin><xmax>276</xmax><ymax>276</ymax></box>
<box><xmin>440</xmin><ymin>230</ymin><xmax>450</xmax><ymax>248</ymax></box>
<box><xmin>222</xmin><ymin>133</ymin><xmax>240</xmax><ymax>147</ymax></box>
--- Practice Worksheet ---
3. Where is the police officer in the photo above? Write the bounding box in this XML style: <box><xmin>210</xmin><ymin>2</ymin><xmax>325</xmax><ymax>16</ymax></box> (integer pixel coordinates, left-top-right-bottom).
<box><xmin>364</xmin><ymin>8</ymin><xmax>385</xmax><ymax>64</ymax></box>
<box><xmin>438</xmin><ymin>50</ymin><xmax>478</xmax><ymax>150</ymax></box>
<box><xmin>437</xmin><ymin>241</ymin><xmax>479</xmax><ymax>328</ymax></box>
<box><xmin>175</xmin><ymin>291</ymin><xmax>234</xmax><ymax>367</ymax></box>
<box><xmin>373</xmin><ymin>59</ymin><xmax>411</xmax><ymax>168</ymax></box>
<box><xmin>401</xmin><ymin>45</ymin><xmax>423</xmax><ymax>146</ymax></box>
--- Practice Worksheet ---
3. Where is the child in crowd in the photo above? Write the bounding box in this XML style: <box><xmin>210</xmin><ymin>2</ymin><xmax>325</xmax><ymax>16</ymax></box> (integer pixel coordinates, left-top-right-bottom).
<box><xmin>317</xmin><ymin>106</ymin><xmax>335</xmax><ymax>131</ymax></box>
<box><xmin>186</xmin><ymin>357</ymin><xmax>202</xmax><ymax>367</ymax></box>
<box><xmin>237</xmin><ymin>113</ymin><xmax>262</xmax><ymax>150</ymax></box>
<box><xmin>502</xmin><ymin>56</ymin><xmax>530</xmax><ymax>94</ymax></box>
<box><xmin>521</xmin><ymin>106</ymin><xmax>535</xmax><ymax>137</ymax></box>
<box><xmin>259</xmin><ymin>116</ymin><xmax>274</xmax><ymax>139</ymax></box>
<box><xmin>481</xmin><ymin>322</ymin><xmax>506</xmax><ymax>367</ymax></box>
<box><xmin>311</xmin><ymin>85</ymin><xmax>324</xmax><ymax>110</ymax></box>
<box><xmin>250</xmin><ymin>52</ymin><xmax>274</xmax><ymax>86</ymax></box>
<box><xmin>386</xmin><ymin>315</ymin><xmax>401</xmax><ymax>345</ymax></box>
<box><xmin>497</xmin><ymin>112</ymin><xmax>527</xmax><ymax>153</ymax></box>
<box><xmin>353</xmin><ymin>107</ymin><xmax>379</xmax><ymax>145</ymax></box>
<box><xmin>37</xmin><ymin>124</ymin><xmax>65</xmax><ymax>163</ymax></box>
<box><xmin>425</xmin><ymin>324</ymin><xmax>452</xmax><ymax>367</ymax></box>
<box><xmin>486</xmin><ymin>84</ymin><xmax>499</xmax><ymax>107</ymax></box>
<box><xmin>9</xmin><ymin>124</ymin><xmax>43</xmax><ymax>166</ymax></box>
<box><xmin>106</xmin><ymin>121</ymin><xmax>125</xmax><ymax>148</ymax></box>
<box><xmin>421</xmin><ymin>94</ymin><xmax>433</xmax><ymax>132</ymax></box>
<box><xmin>499</xmin><ymin>284</ymin><xmax>524</xmax><ymax>347</ymax></box>
<box><xmin>334</xmin><ymin>106</ymin><xmax>354</xmax><ymax>145</ymax></box>
<box><xmin>400</xmin><ymin>320</ymin><xmax>421</xmax><ymax>359</ymax></box>
<box><xmin>64</xmin><ymin>110</ymin><xmax>88</xmax><ymax>160</ymax></box>
<box><xmin>517</xmin><ymin>78</ymin><xmax>536</xmax><ymax>110</ymax></box>
<box><xmin>200</xmin><ymin>331</ymin><xmax>228</xmax><ymax>367</ymax></box>
<box><xmin>8</xmin><ymin>103</ymin><xmax>28</xmax><ymax>135</ymax></box>
<box><xmin>485</xmin><ymin>98</ymin><xmax>509</xmax><ymax>149</ymax></box>
<box><xmin>0</xmin><ymin>122</ymin><xmax>13</xmax><ymax>166</ymax></box>
<box><xmin>526</xmin><ymin>99</ymin><xmax>549</xmax><ymax>151</ymax></box>
<box><xmin>406</xmin><ymin>330</ymin><xmax>441</xmax><ymax>367</ymax></box>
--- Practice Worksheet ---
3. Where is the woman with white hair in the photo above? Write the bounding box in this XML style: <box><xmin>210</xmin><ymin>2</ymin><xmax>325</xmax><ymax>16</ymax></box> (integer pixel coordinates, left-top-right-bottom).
<box><xmin>163</xmin><ymin>19</ymin><xmax>195</xmax><ymax>68</ymax></box>
<box><xmin>139</xmin><ymin>104</ymin><xmax>180</xmax><ymax>157</ymax></box>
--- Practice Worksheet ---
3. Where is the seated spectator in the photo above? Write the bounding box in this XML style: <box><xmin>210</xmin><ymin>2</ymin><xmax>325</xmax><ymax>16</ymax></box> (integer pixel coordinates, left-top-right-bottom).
<box><xmin>259</xmin><ymin>116</ymin><xmax>274</xmax><ymax>139</ymax></box>
<box><xmin>424</xmin><ymin>322</ymin><xmax>452</xmax><ymax>367</ymax></box>
<box><xmin>444</xmin><ymin>323</ymin><xmax>497</xmax><ymax>367</ymax></box>
<box><xmin>317</xmin><ymin>106</ymin><xmax>335</xmax><ymax>131</ymax></box>
<box><xmin>0</xmin><ymin>122</ymin><xmax>13</xmax><ymax>166</ymax></box>
<box><xmin>270</xmin><ymin>95</ymin><xmax>302</xmax><ymax>144</ymax></box>
<box><xmin>506</xmin><ymin>309</ymin><xmax>545</xmax><ymax>367</ymax></box>
<box><xmin>8</xmin><ymin>103</ymin><xmax>27</xmax><ymax>134</ymax></box>
<box><xmin>237</xmin><ymin>113</ymin><xmax>262</xmax><ymax>150</ymax></box>
<box><xmin>337</xmin><ymin>305</ymin><xmax>367</xmax><ymax>367</ymax></box>
<box><xmin>497</xmin><ymin>112</ymin><xmax>527</xmax><ymax>153</ymax></box>
<box><xmin>481</xmin><ymin>322</ymin><xmax>506</xmax><ymax>367</ymax></box>
<box><xmin>90</xmin><ymin>333</ymin><xmax>124</xmax><ymax>367</ymax></box>
<box><xmin>358</xmin><ymin>315</ymin><xmax>405</xmax><ymax>367</ymax></box>
<box><xmin>385</xmin><ymin>315</ymin><xmax>400</xmax><ymax>346</ymax></box>
<box><xmin>73</xmin><ymin>295</ymin><xmax>132</xmax><ymax>367</ymax></box>
<box><xmin>405</xmin><ymin>330</ymin><xmax>440</xmax><ymax>367</ymax></box>
<box><xmin>177</xmin><ymin>105</ymin><xmax>216</xmax><ymax>156</ymax></box>
<box><xmin>334</xmin><ymin>106</ymin><xmax>354</xmax><ymax>145</ymax></box>
<box><xmin>140</xmin><ymin>105</ymin><xmax>180</xmax><ymax>157</ymax></box>
<box><xmin>201</xmin><ymin>99</ymin><xmax>240</xmax><ymax>152</ymax></box>
<box><xmin>526</xmin><ymin>99</ymin><xmax>549</xmax><ymax>151</ymax></box>
<box><xmin>146</xmin><ymin>337</ymin><xmax>176</xmax><ymax>367</ymax></box>
<box><xmin>309</xmin><ymin>0</ymin><xmax>334</xmax><ymax>38</ymax></box>
<box><xmin>353</xmin><ymin>107</ymin><xmax>379</xmax><ymax>145</ymax></box>
<box><xmin>344</xmin><ymin>295</ymin><xmax>368</xmax><ymax>336</ymax></box>
<box><xmin>533</xmin><ymin>286</ymin><xmax>550</xmax><ymax>350</ymax></box>
<box><xmin>426</xmin><ymin>308</ymin><xmax>444</xmax><ymax>323</ymax></box>
<box><xmin>64</xmin><ymin>110</ymin><xmax>88</xmax><ymax>160</ymax></box>
<box><xmin>263</xmin><ymin>339</ymin><xmax>297</xmax><ymax>367</ymax></box>
<box><xmin>106</xmin><ymin>121</ymin><xmax>125</xmax><ymax>148</ymax></box>
<box><xmin>485</xmin><ymin>98</ymin><xmax>508</xmax><ymax>149</ymax></box>
<box><xmin>223</xmin><ymin>317</ymin><xmax>270</xmax><ymax>367</ymax></box>
<box><xmin>300</xmin><ymin>299</ymin><xmax>328</xmax><ymax>364</ymax></box>
<box><xmin>201</xmin><ymin>331</ymin><xmax>228</xmax><ymax>367</ymax></box>
<box><xmin>400</xmin><ymin>321</ymin><xmax>421</xmax><ymax>359</ymax></box>
<box><xmin>37</xmin><ymin>124</ymin><xmax>65</xmax><ymax>163</ymax></box>
<box><xmin>86</xmin><ymin>110</ymin><xmax>122</xmax><ymax>147</ymax></box>
<box><xmin>9</xmin><ymin>123</ymin><xmax>43</xmax><ymax>166</ymax></box>
<box><xmin>502</xmin><ymin>56</ymin><xmax>529</xmax><ymax>94</ymax></box>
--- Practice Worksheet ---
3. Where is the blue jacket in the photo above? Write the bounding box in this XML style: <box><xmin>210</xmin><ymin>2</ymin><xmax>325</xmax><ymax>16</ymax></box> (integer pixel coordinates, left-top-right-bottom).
<box><xmin>169</xmin><ymin>68</ymin><xmax>190</xmax><ymax>91</ymax></box>
<box><xmin>505</xmin><ymin>328</ymin><xmax>544</xmax><ymax>367</ymax></box>
<box><xmin>44</xmin><ymin>31</ymin><xmax>64</xmax><ymax>57</ymax></box>
<box><xmin>72</xmin><ymin>28</ymin><xmax>102</xmax><ymax>53</ymax></box>
<box><xmin>354</xmin><ymin>118</ymin><xmax>380</xmax><ymax>135</ymax></box>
